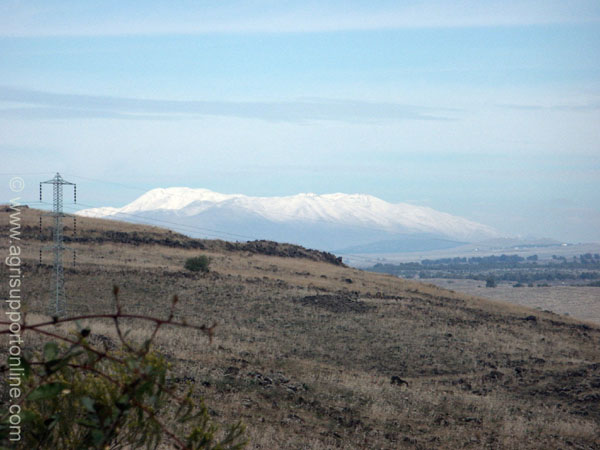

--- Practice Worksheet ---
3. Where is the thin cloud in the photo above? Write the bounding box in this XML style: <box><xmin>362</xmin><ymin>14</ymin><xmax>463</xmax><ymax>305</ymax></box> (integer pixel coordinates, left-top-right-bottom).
<box><xmin>0</xmin><ymin>86</ymin><xmax>453</xmax><ymax>122</ymax></box>
<box><xmin>499</xmin><ymin>101</ymin><xmax>600</xmax><ymax>112</ymax></box>
<box><xmin>0</xmin><ymin>107</ymin><xmax>197</xmax><ymax>121</ymax></box>
<box><xmin>0</xmin><ymin>1</ymin><xmax>599</xmax><ymax>37</ymax></box>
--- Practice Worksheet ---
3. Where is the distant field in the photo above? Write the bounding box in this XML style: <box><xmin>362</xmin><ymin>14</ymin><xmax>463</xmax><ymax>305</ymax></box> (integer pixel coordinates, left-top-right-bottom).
<box><xmin>427</xmin><ymin>278</ymin><xmax>600</xmax><ymax>325</ymax></box>
<box><xmin>344</xmin><ymin>242</ymin><xmax>600</xmax><ymax>265</ymax></box>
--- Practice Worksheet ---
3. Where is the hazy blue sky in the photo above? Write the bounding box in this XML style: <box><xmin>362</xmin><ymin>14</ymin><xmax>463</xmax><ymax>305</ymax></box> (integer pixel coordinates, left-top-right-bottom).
<box><xmin>1</xmin><ymin>1</ymin><xmax>599</xmax><ymax>242</ymax></box>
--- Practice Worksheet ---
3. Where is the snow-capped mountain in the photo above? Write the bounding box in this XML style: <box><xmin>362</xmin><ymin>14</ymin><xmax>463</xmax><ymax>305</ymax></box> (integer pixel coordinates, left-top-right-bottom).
<box><xmin>77</xmin><ymin>187</ymin><xmax>502</xmax><ymax>251</ymax></box>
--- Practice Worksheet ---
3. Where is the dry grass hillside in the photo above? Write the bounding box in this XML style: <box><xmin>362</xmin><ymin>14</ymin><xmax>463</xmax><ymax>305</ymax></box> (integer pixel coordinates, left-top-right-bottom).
<box><xmin>1</xmin><ymin>207</ymin><xmax>600</xmax><ymax>449</ymax></box>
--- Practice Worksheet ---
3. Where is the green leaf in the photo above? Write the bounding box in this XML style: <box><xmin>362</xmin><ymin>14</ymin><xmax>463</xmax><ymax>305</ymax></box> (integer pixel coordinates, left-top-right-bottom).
<box><xmin>46</xmin><ymin>350</ymin><xmax>83</xmax><ymax>374</ymax></box>
<box><xmin>126</xmin><ymin>358</ymin><xmax>139</xmax><ymax>371</ymax></box>
<box><xmin>18</xmin><ymin>410</ymin><xmax>39</xmax><ymax>424</ymax></box>
<box><xmin>43</xmin><ymin>342</ymin><xmax>59</xmax><ymax>361</ymax></box>
<box><xmin>27</xmin><ymin>382</ymin><xmax>67</xmax><ymax>401</ymax></box>
<box><xmin>136</xmin><ymin>380</ymin><xmax>154</xmax><ymax>397</ymax></box>
<box><xmin>86</xmin><ymin>348</ymin><xmax>99</xmax><ymax>365</ymax></box>
<box><xmin>116</xmin><ymin>394</ymin><xmax>130</xmax><ymax>411</ymax></box>
<box><xmin>81</xmin><ymin>396</ymin><xmax>95</xmax><ymax>412</ymax></box>
<box><xmin>75</xmin><ymin>419</ymin><xmax>98</xmax><ymax>428</ymax></box>
<box><xmin>91</xmin><ymin>429</ymin><xmax>104</xmax><ymax>445</ymax></box>
<box><xmin>12</xmin><ymin>357</ymin><xmax>32</xmax><ymax>380</ymax></box>
<box><xmin>43</xmin><ymin>414</ymin><xmax>59</xmax><ymax>430</ymax></box>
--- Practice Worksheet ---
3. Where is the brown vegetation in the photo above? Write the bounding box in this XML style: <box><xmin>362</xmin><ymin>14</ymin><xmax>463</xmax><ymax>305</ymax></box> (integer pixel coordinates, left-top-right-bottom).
<box><xmin>1</xmin><ymin>208</ymin><xmax>599</xmax><ymax>449</ymax></box>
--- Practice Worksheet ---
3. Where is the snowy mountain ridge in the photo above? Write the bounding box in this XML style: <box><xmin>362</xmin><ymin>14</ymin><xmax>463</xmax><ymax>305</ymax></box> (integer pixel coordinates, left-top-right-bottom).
<box><xmin>78</xmin><ymin>187</ymin><xmax>501</xmax><ymax>245</ymax></box>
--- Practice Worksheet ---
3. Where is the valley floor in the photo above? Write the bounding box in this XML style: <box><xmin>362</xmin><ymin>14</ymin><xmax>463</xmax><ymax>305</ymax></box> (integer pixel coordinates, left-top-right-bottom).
<box><xmin>426</xmin><ymin>279</ymin><xmax>600</xmax><ymax>325</ymax></box>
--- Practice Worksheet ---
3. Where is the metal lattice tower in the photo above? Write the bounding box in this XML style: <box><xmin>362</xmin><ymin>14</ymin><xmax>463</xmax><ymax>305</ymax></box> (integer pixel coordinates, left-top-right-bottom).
<box><xmin>40</xmin><ymin>173</ymin><xmax>76</xmax><ymax>317</ymax></box>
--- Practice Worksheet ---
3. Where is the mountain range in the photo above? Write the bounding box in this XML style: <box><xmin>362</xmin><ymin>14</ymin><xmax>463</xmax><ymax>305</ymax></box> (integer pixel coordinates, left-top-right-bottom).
<box><xmin>77</xmin><ymin>187</ymin><xmax>502</xmax><ymax>252</ymax></box>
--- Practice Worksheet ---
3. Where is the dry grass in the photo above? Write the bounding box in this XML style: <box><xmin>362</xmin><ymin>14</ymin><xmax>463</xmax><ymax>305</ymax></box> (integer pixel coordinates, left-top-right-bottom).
<box><xmin>1</xmin><ymin>208</ymin><xmax>600</xmax><ymax>449</ymax></box>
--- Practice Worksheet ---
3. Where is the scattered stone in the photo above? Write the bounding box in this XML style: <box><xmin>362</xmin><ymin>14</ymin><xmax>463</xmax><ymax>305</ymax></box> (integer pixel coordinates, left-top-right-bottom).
<box><xmin>390</xmin><ymin>376</ymin><xmax>409</xmax><ymax>387</ymax></box>
<box><xmin>169</xmin><ymin>375</ymin><xmax>196</xmax><ymax>384</ymax></box>
<box><xmin>484</xmin><ymin>370</ymin><xmax>504</xmax><ymax>381</ymax></box>
<box><xmin>224</xmin><ymin>366</ymin><xmax>239</xmax><ymax>376</ymax></box>
<box><xmin>292</xmin><ymin>294</ymin><xmax>374</xmax><ymax>313</ymax></box>
<box><xmin>89</xmin><ymin>333</ymin><xmax>116</xmax><ymax>350</ymax></box>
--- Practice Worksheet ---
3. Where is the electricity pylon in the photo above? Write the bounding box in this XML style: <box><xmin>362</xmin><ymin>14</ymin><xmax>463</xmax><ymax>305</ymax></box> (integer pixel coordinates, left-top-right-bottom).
<box><xmin>40</xmin><ymin>172</ymin><xmax>76</xmax><ymax>317</ymax></box>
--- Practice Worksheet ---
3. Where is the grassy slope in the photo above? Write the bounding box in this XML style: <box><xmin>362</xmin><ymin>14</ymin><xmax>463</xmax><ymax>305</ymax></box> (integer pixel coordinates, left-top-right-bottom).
<box><xmin>1</xmin><ymin>207</ymin><xmax>599</xmax><ymax>449</ymax></box>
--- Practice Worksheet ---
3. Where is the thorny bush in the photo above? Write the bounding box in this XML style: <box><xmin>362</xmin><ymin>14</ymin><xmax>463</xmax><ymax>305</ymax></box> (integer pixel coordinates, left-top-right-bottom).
<box><xmin>0</xmin><ymin>286</ymin><xmax>247</xmax><ymax>450</ymax></box>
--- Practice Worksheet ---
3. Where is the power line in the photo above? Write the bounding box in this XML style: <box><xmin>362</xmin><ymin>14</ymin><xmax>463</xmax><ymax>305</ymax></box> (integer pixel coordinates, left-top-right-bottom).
<box><xmin>67</xmin><ymin>196</ymin><xmax>435</xmax><ymax>244</ymax></box>
<box><xmin>63</xmin><ymin>203</ymin><xmax>390</xmax><ymax>265</ymax></box>
<box><xmin>61</xmin><ymin>173</ymin><xmax>149</xmax><ymax>193</ymax></box>
<box><xmin>0</xmin><ymin>172</ymin><xmax>54</xmax><ymax>176</ymax></box>
<box><xmin>60</xmin><ymin>203</ymin><xmax>397</xmax><ymax>266</ymax></box>
<box><xmin>64</xmin><ymin>202</ymin><xmax>259</xmax><ymax>241</ymax></box>
<box><xmin>61</xmin><ymin>173</ymin><xmax>429</xmax><ymax>239</ymax></box>
<box><xmin>60</xmin><ymin>205</ymin><xmax>225</xmax><ymax>241</ymax></box>
<box><xmin>27</xmin><ymin>172</ymin><xmax>467</xmax><ymax>245</ymax></box>
<box><xmin>52</xmin><ymin>175</ymin><xmax>440</xmax><ymax>266</ymax></box>
<box><xmin>65</xmin><ymin>200</ymin><xmax>421</xmax><ymax>263</ymax></box>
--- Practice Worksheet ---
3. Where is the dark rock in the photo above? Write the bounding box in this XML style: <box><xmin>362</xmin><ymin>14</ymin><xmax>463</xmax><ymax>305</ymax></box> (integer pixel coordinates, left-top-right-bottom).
<box><xmin>224</xmin><ymin>366</ymin><xmax>239</xmax><ymax>376</ymax></box>
<box><xmin>390</xmin><ymin>376</ymin><xmax>409</xmax><ymax>387</ymax></box>
<box><xmin>292</xmin><ymin>294</ymin><xmax>374</xmax><ymax>313</ymax></box>
<box><xmin>484</xmin><ymin>370</ymin><xmax>504</xmax><ymax>381</ymax></box>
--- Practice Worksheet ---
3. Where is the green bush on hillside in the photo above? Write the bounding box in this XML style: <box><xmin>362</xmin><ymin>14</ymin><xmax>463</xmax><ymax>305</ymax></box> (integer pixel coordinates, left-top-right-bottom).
<box><xmin>185</xmin><ymin>256</ymin><xmax>211</xmax><ymax>273</ymax></box>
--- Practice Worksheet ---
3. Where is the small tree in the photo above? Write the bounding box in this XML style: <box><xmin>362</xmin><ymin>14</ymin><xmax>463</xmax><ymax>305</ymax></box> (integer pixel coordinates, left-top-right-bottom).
<box><xmin>185</xmin><ymin>256</ymin><xmax>211</xmax><ymax>273</ymax></box>
<box><xmin>485</xmin><ymin>276</ymin><xmax>497</xmax><ymax>288</ymax></box>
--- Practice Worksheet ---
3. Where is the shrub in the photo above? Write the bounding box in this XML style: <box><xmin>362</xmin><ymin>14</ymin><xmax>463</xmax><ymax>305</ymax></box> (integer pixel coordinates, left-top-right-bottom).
<box><xmin>185</xmin><ymin>256</ymin><xmax>211</xmax><ymax>273</ymax></box>
<box><xmin>0</xmin><ymin>286</ymin><xmax>246</xmax><ymax>450</ymax></box>
<box><xmin>485</xmin><ymin>276</ymin><xmax>497</xmax><ymax>288</ymax></box>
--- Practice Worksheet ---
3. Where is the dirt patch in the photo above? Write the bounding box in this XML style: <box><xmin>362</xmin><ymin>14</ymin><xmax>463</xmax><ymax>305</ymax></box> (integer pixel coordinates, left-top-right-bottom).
<box><xmin>292</xmin><ymin>293</ymin><xmax>374</xmax><ymax>313</ymax></box>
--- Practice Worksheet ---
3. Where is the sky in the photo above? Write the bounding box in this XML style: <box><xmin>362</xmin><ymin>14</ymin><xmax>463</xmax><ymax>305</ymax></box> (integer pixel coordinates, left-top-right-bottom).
<box><xmin>1</xmin><ymin>0</ymin><xmax>599</xmax><ymax>242</ymax></box>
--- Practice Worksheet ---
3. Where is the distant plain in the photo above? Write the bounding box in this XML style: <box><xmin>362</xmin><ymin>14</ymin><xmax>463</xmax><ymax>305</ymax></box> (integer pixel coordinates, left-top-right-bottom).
<box><xmin>426</xmin><ymin>279</ymin><xmax>600</xmax><ymax>325</ymax></box>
